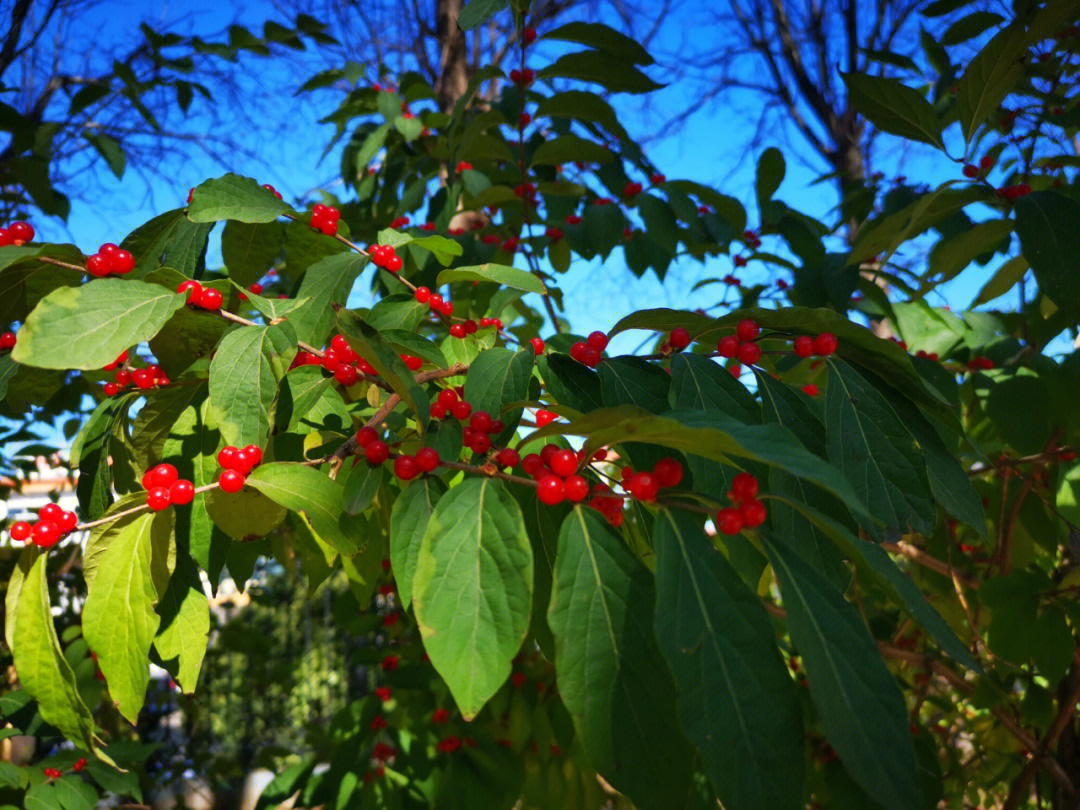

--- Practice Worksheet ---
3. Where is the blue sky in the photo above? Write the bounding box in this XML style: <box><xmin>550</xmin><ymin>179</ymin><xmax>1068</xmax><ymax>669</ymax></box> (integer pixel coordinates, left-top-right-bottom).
<box><xmin>22</xmin><ymin>1</ymin><xmax>1015</xmax><ymax>378</ymax></box>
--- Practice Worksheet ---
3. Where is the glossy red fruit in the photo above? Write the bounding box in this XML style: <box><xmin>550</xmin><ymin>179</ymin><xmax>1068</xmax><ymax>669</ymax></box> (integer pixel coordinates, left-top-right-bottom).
<box><xmin>32</xmin><ymin>520</ymin><xmax>61</xmax><ymax>547</ymax></box>
<box><xmin>115</xmin><ymin>369</ymin><xmax>131</xmax><ymax>386</ymax></box>
<box><xmin>197</xmin><ymin>287</ymin><xmax>223</xmax><ymax>311</ymax></box>
<box><xmin>416</xmin><ymin>447</ymin><xmax>441</xmax><ymax>472</ymax></box>
<box><xmin>496</xmin><ymin>448</ymin><xmax>520</xmax><ymax>468</ymax></box>
<box><xmin>470</xmin><ymin>411</ymin><xmax>492</xmax><ymax>433</ymax></box>
<box><xmin>549</xmin><ymin>449</ymin><xmax>578</xmax><ymax>478</ymax></box>
<box><xmin>669</xmin><ymin>327</ymin><xmax>691</xmax><ymax>350</ymax></box>
<box><xmin>415</xmin><ymin>286</ymin><xmax>431</xmax><ymax>304</ymax></box>
<box><xmin>111</xmin><ymin>249</ymin><xmax>135</xmax><ymax>273</ymax></box>
<box><xmin>736</xmin><ymin>342</ymin><xmax>762</xmax><ymax>365</ymax></box>
<box><xmin>219</xmin><ymin>469</ymin><xmax>246</xmax><ymax>493</ymax></box>
<box><xmin>793</xmin><ymin>335</ymin><xmax>814</xmax><ymax>358</ymax></box>
<box><xmin>10</xmin><ymin>521</ymin><xmax>31</xmax><ymax>542</ymax></box>
<box><xmin>717</xmin><ymin>336</ymin><xmax>739</xmax><ymax>357</ymax></box>
<box><xmin>243</xmin><ymin>445</ymin><xmax>263</xmax><ymax>467</ymax></box>
<box><xmin>813</xmin><ymin>332</ymin><xmax>838</xmax><ymax>356</ymax></box>
<box><xmin>401</xmin><ymin>354</ymin><xmax>423</xmax><ymax>371</ymax></box>
<box><xmin>715</xmin><ymin>508</ymin><xmax>744</xmax><ymax>535</ymax></box>
<box><xmin>437</xmin><ymin>388</ymin><xmax>459</xmax><ymax>408</ymax></box>
<box><xmin>523</xmin><ymin>26</ymin><xmax>537</xmax><ymax>43</ymax></box>
<box><xmin>218</xmin><ymin>445</ymin><xmax>240</xmax><ymax>470</ymax></box>
<box><xmin>564</xmin><ymin>474</ymin><xmax>589</xmax><ymax>502</ymax></box>
<box><xmin>366</xmin><ymin>440</ymin><xmax>390</xmax><ymax>465</ymax></box>
<box><xmin>736</xmin><ymin>319</ymin><xmax>760</xmax><ymax>342</ymax></box>
<box><xmin>147</xmin><ymin>487</ymin><xmax>171</xmax><ymax>511</ymax></box>
<box><xmin>394</xmin><ymin>455</ymin><xmax>420</xmax><ymax>480</ymax></box>
<box><xmin>730</xmin><ymin>471</ymin><xmax>758</xmax><ymax>502</ymax></box>
<box><xmin>653</xmin><ymin>457</ymin><xmax>683</xmax><ymax>488</ymax></box>
<box><xmin>40</xmin><ymin>503</ymin><xmax>63</xmax><ymax>522</ymax></box>
<box><xmin>587</xmin><ymin>331</ymin><xmax>609</xmax><ymax>351</ymax></box>
<box><xmin>449</xmin><ymin>323</ymin><xmax>466</xmax><ymax>339</ymax></box>
<box><xmin>146</xmin><ymin>463</ymin><xmax>177</xmax><ymax>488</ymax></box>
<box><xmin>0</xmin><ymin>331</ymin><xmax>16</xmax><ymax>349</ymax></box>
<box><xmin>86</xmin><ymin>253</ymin><xmax>110</xmax><ymax>277</ymax></box>
<box><xmin>470</xmin><ymin>433</ymin><xmax>491</xmax><ymax>454</ymax></box>
<box><xmin>537</xmin><ymin>475</ymin><xmax>566</xmax><ymax>505</ymax></box>
<box><xmin>169</xmin><ymin>479</ymin><xmax>195</xmax><ymax>505</ymax></box>
<box><xmin>580</xmin><ymin>345</ymin><xmax>601</xmax><ymax>367</ymax></box>
<box><xmin>740</xmin><ymin>498</ymin><xmax>768</xmax><ymax>528</ymax></box>
<box><xmin>103</xmin><ymin>382</ymin><xmax>120</xmax><ymax>396</ymax></box>
<box><xmin>802</xmin><ymin>383</ymin><xmax>819</xmax><ymax>396</ymax></box>
<box><xmin>234</xmin><ymin>447</ymin><xmax>258</xmax><ymax>474</ymax></box>
<box><xmin>9</xmin><ymin>221</ymin><xmax>34</xmax><ymax>243</ymax></box>
<box><xmin>522</xmin><ymin>453</ymin><xmax>543</xmax><ymax>476</ymax></box>
<box><xmin>451</xmin><ymin>400</ymin><xmax>472</xmax><ymax>420</ymax></box>
<box><xmin>59</xmin><ymin>510</ymin><xmax>78</xmax><ymax>532</ymax></box>
<box><xmin>962</xmin><ymin>164</ymin><xmax>979</xmax><ymax>178</ymax></box>
<box><xmin>334</xmin><ymin>364</ymin><xmax>358</xmax><ymax>386</ymax></box>
<box><xmin>535</xmin><ymin>409</ymin><xmax>557</xmax><ymax>427</ymax></box>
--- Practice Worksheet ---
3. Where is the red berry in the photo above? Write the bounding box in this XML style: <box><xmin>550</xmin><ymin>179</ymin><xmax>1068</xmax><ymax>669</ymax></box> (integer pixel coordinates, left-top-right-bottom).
<box><xmin>587</xmin><ymin>331</ymin><xmax>609</xmax><ymax>351</ymax></box>
<box><xmin>535</xmin><ymin>409</ymin><xmax>558</xmax><ymax>427</ymax></box>
<box><xmin>59</xmin><ymin>510</ymin><xmax>78</xmax><ymax>533</ymax></box>
<box><xmin>813</xmin><ymin>333</ymin><xmax>838</xmax><ymax>356</ymax></box>
<box><xmin>717</xmin><ymin>336</ymin><xmax>739</xmax><ymax>357</ymax></box>
<box><xmin>451</xmin><ymin>400</ymin><xmax>472</xmax><ymax>420</ymax></box>
<box><xmin>626</xmin><ymin>472</ymin><xmax>659</xmax><ymax>501</ymax></box>
<box><xmin>962</xmin><ymin>164</ymin><xmax>979</xmax><ymax>178</ymax></box>
<box><xmin>39</xmin><ymin>503</ymin><xmax>63</xmax><ymax>523</ymax></box>
<box><xmin>980</xmin><ymin>154</ymin><xmax>995</xmax><ymax>171</ymax></box>
<box><xmin>736</xmin><ymin>319</ymin><xmax>760</xmax><ymax>342</ymax></box>
<box><xmin>32</xmin><ymin>520</ymin><xmax>61</xmax><ymax>547</ymax></box>
<box><xmin>197</xmin><ymin>287</ymin><xmax>223</xmax><ymax>311</ymax></box>
<box><xmin>394</xmin><ymin>455</ymin><xmax>420</xmax><ymax>480</ymax></box>
<box><xmin>175</xmin><ymin>280</ymin><xmax>200</xmax><ymax>303</ymax></box>
<box><xmin>0</xmin><ymin>331</ymin><xmax>16</xmax><ymax>349</ymax></box>
<box><xmin>218</xmin><ymin>445</ymin><xmax>240</xmax><ymax>470</ymax></box>
<box><xmin>437</xmin><ymin>388</ymin><xmax>459</xmax><ymax>408</ymax></box>
<box><xmin>103</xmin><ymin>382</ymin><xmax>120</xmax><ymax>396</ymax></box>
<box><xmin>653</xmin><ymin>457</ymin><xmax>683</xmax><ymax>488</ymax></box>
<box><xmin>715</xmin><ymin>508</ymin><xmax>743</xmax><ymax>535</ymax></box>
<box><xmin>470</xmin><ymin>433</ymin><xmax>491</xmax><ymax>454</ymax></box>
<box><xmin>416</xmin><ymin>447</ymin><xmax>440</xmax><ymax>472</ymax></box>
<box><xmin>218</xmin><ymin>470</ymin><xmax>245</xmax><ymax>493</ymax></box>
<box><xmin>170</xmin><ymin>479</ymin><xmax>195</xmax><ymax>505</ymax></box>
<box><xmin>731</xmin><ymin>472</ymin><xmax>758</xmax><ymax>502</ymax></box>
<box><xmin>669</xmin><ymin>327</ymin><xmax>691</xmax><ymax>350</ymax></box>
<box><xmin>801</xmin><ymin>383</ymin><xmax>819</xmax><ymax>397</ymax></box>
<box><xmin>9</xmin><ymin>221</ymin><xmax>34</xmax><ymax>243</ymax></box>
<box><xmin>430</xmin><ymin>402</ymin><xmax>447</xmax><ymax>419</ymax></box>
<box><xmin>111</xmin><ymin>249</ymin><xmax>135</xmax><ymax>274</ymax></box>
<box><xmin>737</xmin><ymin>342</ymin><xmax>762</xmax><ymax>365</ymax></box>
<box><xmin>86</xmin><ymin>253</ymin><xmax>110</xmax><ymax>277</ymax></box>
<box><xmin>793</xmin><ymin>335</ymin><xmax>814</xmax><ymax>358</ymax></box>
<box><xmin>739</xmin><ymin>498</ymin><xmax>768</xmax><ymax>528</ymax></box>
<box><xmin>449</xmin><ymin>323</ymin><xmax>466</xmax><ymax>339</ymax></box>
<box><xmin>10</xmin><ymin>521</ymin><xmax>31</xmax><ymax>542</ymax></box>
<box><xmin>234</xmin><ymin>447</ymin><xmax>259</xmax><ymax>474</ymax></box>
<box><xmin>463</xmin><ymin>319</ymin><xmax>478</xmax><ymax>335</ymax></box>
<box><xmin>401</xmin><ymin>354</ymin><xmax>423</xmax><ymax>371</ymax></box>
<box><xmin>530</xmin><ymin>337</ymin><xmax>545</xmax><ymax>354</ymax></box>
<box><xmin>564</xmin><ymin>474</ymin><xmax>589</xmax><ymax>502</ymax></box>
<box><xmin>547</xmin><ymin>449</ymin><xmax>577</xmax><ymax>478</ymax></box>
<box><xmin>133</xmin><ymin>368</ymin><xmax>156</xmax><ymax>389</ymax></box>
<box><xmin>116</xmin><ymin>369</ymin><xmax>131</xmax><ymax>386</ymax></box>
<box><xmin>414</xmin><ymin>286</ymin><xmax>431</xmax><ymax>304</ymax></box>
<box><xmin>496</xmin><ymin>448</ymin><xmax>520</xmax><ymax>468</ymax></box>
<box><xmin>522</xmin><ymin>453</ymin><xmax>543</xmax><ymax>476</ymax></box>
<box><xmin>147</xmin><ymin>486</ymin><xmax>171</xmax><ymax>511</ymax></box>
<box><xmin>335</xmin><ymin>364</ymin><xmax>358</xmax><ymax>386</ymax></box>
<box><xmin>537</xmin><ymin>475</ymin><xmax>566</xmax><ymax>505</ymax></box>
<box><xmin>523</xmin><ymin>26</ymin><xmax>537</xmax><ymax>43</ymax></box>
<box><xmin>366</xmin><ymin>440</ymin><xmax>390</xmax><ymax>465</ymax></box>
<box><xmin>146</xmin><ymin>463</ymin><xmax>177</xmax><ymax>488</ymax></box>
<box><xmin>470</xmin><ymin>411</ymin><xmax>492</xmax><ymax>433</ymax></box>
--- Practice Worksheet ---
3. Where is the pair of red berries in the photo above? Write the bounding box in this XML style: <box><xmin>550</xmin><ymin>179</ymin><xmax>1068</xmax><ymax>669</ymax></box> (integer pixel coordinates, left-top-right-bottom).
<box><xmin>177</xmin><ymin>280</ymin><xmax>224</xmax><ymax>311</ymax></box>
<box><xmin>621</xmin><ymin>457</ymin><xmax>684</xmax><ymax>503</ymax></box>
<box><xmin>962</xmin><ymin>155</ymin><xmax>995</xmax><ymax>177</ymax></box>
<box><xmin>0</xmin><ymin>330</ymin><xmax>16</xmax><ymax>350</ymax></box>
<box><xmin>389</xmin><ymin>215</ymin><xmax>410</xmax><ymax>229</ymax></box>
<box><xmin>413</xmin><ymin>287</ymin><xmax>455</xmax><ymax>317</ymax></box>
<box><xmin>570</xmin><ymin>331</ymin><xmax>609</xmax><ymax>367</ymax></box>
<box><xmin>715</xmin><ymin>472</ymin><xmax>767</xmax><ymax>535</ymax></box>
<box><xmin>997</xmin><ymin>183</ymin><xmax>1031</xmax><ymax>200</ymax></box>
<box><xmin>448</xmin><ymin>320</ymin><xmax>480</xmax><ymax>340</ymax></box>
<box><xmin>216</xmin><ymin>445</ymin><xmax>264</xmax><ymax>493</ymax></box>
<box><xmin>310</xmin><ymin>204</ymin><xmax>340</xmax><ymax>236</ymax></box>
<box><xmin>564</xmin><ymin>214</ymin><xmax>583</xmax><ymax>226</ymax></box>
<box><xmin>370</xmin><ymin>244</ymin><xmax>403</xmax><ymax>273</ymax></box>
<box><xmin>389</xmin><ymin>446</ymin><xmax>442</xmax><ymax>480</ymax></box>
<box><xmin>478</xmin><ymin>316</ymin><xmax>504</xmax><ymax>330</ymax></box>
<box><xmin>792</xmin><ymin>332</ymin><xmax>839</xmax><ymax>358</ymax></box>
<box><xmin>509</xmin><ymin>68</ymin><xmax>535</xmax><ymax>86</ymax></box>
<box><xmin>86</xmin><ymin>242</ymin><xmax>135</xmax><ymax>277</ymax></box>
<box><xmin>623</xmin><ymin>181</ymin><xmax>643</xmax><ymax>198</ymax></box>
<box><xmin>455</xmin><ymin>161</ymin><xmax>473</xmax><ymax>173</ymax></box>
<box><xmin>9</xmin><ymin>503</ymin><xmax>79</xmax><ymax>548</ymax></box>
<box><xmin>142</xmin><ymin>464</ymin><xmax>196</xmax><ymax>511</ymax></box>
<box><xmin>588</xmin><ymin>483</ymin><xmax>625</xmax><ymax>526</ymax></box>
<box><xmin>0</xmin><ymin>221</ymin><xmax>34</xmax><ymax>246</ymax></box>
<box><xmin>967</xmin><ymin>356</ymin><xmax>995</xmax><ymax>371</ymax></box>
<box><xmin>429</xmin><ymin>387</ymin><xmax>473</xmax><ymax>421</ymax></box>
<box><xmin>744</xmin><ymin>229</ymin><xmax>762</xmax><ymax>249</ymax></box>
<box><xmin>238</xmin><ymin>282</ymin><xmax>265</xmax><ymax>301</ymax></box>
<box><xmin>717</xmin><ymin>319</ymin><xmax>763</xmax><ymax>365</ymax></box>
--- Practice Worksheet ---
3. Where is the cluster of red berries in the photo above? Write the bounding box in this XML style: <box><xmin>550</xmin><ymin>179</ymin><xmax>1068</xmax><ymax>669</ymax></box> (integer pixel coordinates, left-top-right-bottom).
<box><xmin>432</xmin><ymin>708</ymin><xmax>450</xmax><ymax>724</ymax></box>
<box><xmin>623</xmin><ymin>181</ymin><xmax>643</xmax><ymax>198</ymax></box>
<box><xmin>717</xmin><ymin>319</ymin><xmax>763</xmax><ymax>365</ymax></box>
<box><xmin>86</xmin><ymin>242</ymin><xmax>135</xmax><ymax>277</ymax></box>
<box><xmin>622</xmin><ymin>457</ymin><xmax>684</xmax><ymax>502</ymax></box>
<box><xmin>962</xmin><ymin>155</ymin><xmax>995</xmax><ymax>178</ymax></box>
<box><xmin>509</xmin><ymin>68</ymin><xmax>535</xmax><ymax>86</ymax></box>
<box><xmin>714</xmin><ymin>472</ymin><xmax>767</xmax><ymax>535</ymax></box>
<box><xmin>412</xmin><ymin>287</ymin><xmax>454</xmax><ymax>318</ymax></box>
<box><xmin>967</xmin><ymin>356</ymin><xmax>995</xmax><ymax>371</ymax></box>
<box><xmin>390</xmin><ymin>215</ymin><xmax>410</xmax><ymax>229</ymax></box>
<box><xmin>569</xmin><ymin>331</ymin><xmax>608</xmax><ymax>367</ymax></box>
<box><xmin>105</xmin><ymin>361</ymin><xmax>170</xmax><ymax>396</ymax></box>
<box><xmin>310</xmin><ymin>204</ymin><xmax>340</xmax><ymax>235</ymax></box>
<box><xmin>792</xmin><ymin>332</ymin><xmax>838</xmax><ymax>358</ymax></box>
<box><xmin>997</xmin><ymin>183</ymin><xmax>1031</xmax><ymax>200</ymax></box>
<box><xmin>455</xmin><ymin>161</ymin><xmax>473</xmax><ymax>173</ymax></box>
<box><xmin>744</xmin><ymin>230</ymin><xmax>762</xmax><ymax>249</ymax></box>
<box><xmin>238</xmin><ymin>282</ymin><xmax>264</xmax><ymax>301</ymax></box>
<box><xmin>177</xmin><ymin>280</ymin><xmax>224</xmax><ymax>311</ymax></box>
<box><xmin>588</xmin><ymin>482</ymin><xmax>625</xmax><ymax>526</ymax></box>
<box><xmin>9</xmin><ymin>502</ymin><xmax>79</xmax><ymax>547</ymax></box>
<box><xmin>370</xmin><ymin>243</ymin><xmax>403</xmax><ymax>272</ymax></box>
<box><xmin>216</xmin><ymin>445</ymin><xmax>264</xmax><ymax>493</ymax></box>
<box><xmin>142</xmin><ymin>464</ymin><xmax>196</xmax><ymax>511</ymax></box>
<box><xmin>449</xmin><ymin>319</ymin><xmax>482</xmax><ymax>339</ymax></box>
<box><xmin>0</xmin><ymin>221</ymin><xmax>34</xmax><ymax>246</ymax></box>
<box><xmin>316</xmin><ymin>334</ymin><xmax>379</xmax><ymax>385</ymax></box>
<box><xmin>564</xmin><ymin>213</ymin><xmax>583</xmax><ymax>226</ymax></box>
<box><xmin>0</xmin><ymin>330</ymin><xmax>15</xmax><ymax>350</ymax></box>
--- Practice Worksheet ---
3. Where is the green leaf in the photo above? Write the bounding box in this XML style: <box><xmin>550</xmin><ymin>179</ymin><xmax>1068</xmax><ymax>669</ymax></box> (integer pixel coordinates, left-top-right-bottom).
<box><xmin>365</xmin><ymin>293</ymin><xmax>429</xmax><ymax>331</ymax></box>
<box><xmin>83</xmin><ymin>509</ymin><xmax>175</xmax><ymax>722</ymax></box>
<box><xmin>153</xmin><ymin>554</ymin><xmax>209</xmax><ymax>693</ymax></box>
<box><xmin>5</xmin><ymin>547</ymin><xmax>35</xmax><ymax>651</ymax></box>
<box><xmin>208</xmin><ymin>322</ymin><xmax>297</xmax><ymax>448</ymax></box>
<box><xmin>955</xmin><ymin>21</ymin><xmax>1028</xmax><ymax>143</ymax></box>
<box><xmin>942</xmin><ymin>11</ymin><xmax>1004</xmax><ymax>44</ymax></box>
<box><xmin>336</xmin><ymin>310</ymin><xmax>430</xmax><ymax>430</ymax></box>
<box><xmin>825</xmin><ymin>360</ymin><xmax>936</xmax><ymax>533</ymax></box>
<box><xmin>389</xmin><ymin>477</ymin><xmax>445</xmax><ymax>610</ymax></box>
<box><xmin>538</xmin><ymin>51</ymin><xmax>664</xmax><ymax>95</ymax></box>
<box><xmin>121</xmin><ymin>208</ymin><xmax>211</xmax><ymax>279</ymax></box>
<box><xmin>231</xmin><ymin>282</ymin><xmax>308</xmax><ymax>321</ymax></box>
<box><xmin>840</xmin><ymin>72</ymin><xmax>943</xmax><ymax>148</ymax></box>
<box><xmin>1015</xmin><ymin>192</ymin><xmax>1080</xmax><ymax>324</ymax></box>
<box><xmin>13</xmin><ymin>554</ymin><xmax>113</xmax><ymax>764</ymax></box>
<box><xmin>925</xmin><ymin>218</ymin><xmax>1012</xmax><ymax>289</ymax></box>
<box><xmin>412</xmin><ymin>478</ymin><xmax>532</xmax><ymax>719</ymax></box>
<box><xmin>283</xmin><ymin>216</ymin><xmax>348</xmax><ymax>279</ymax></box>
<box><xmin>222</xmin><ymin>221</ymin><xmax>284</xmax><ymax>287</ymax></box>
<box><xmin>84</xmin><ymin>132</ymin><xmax>125</xmax><ymax>178</ymax></box>
<box><xmin>131</xmin><ymin>381</ymin><xmax>206</xmax><ymax>469</ymax></box>
<box><xmin>188</xmin><ymin>173</ymin><xmax>294</xmax><ymax>223</ymax></box>
<box><xmin>436</xmin><ymin>263</ymin><xmax>546</xmax><ymax>294</ymax></box>
<box><xmin>759</xmin><ymin>530</ymin><xmax>921</xmax><ymax>810</ymax></box>
<box><xmin>381</xmin><ymin>329</ymin><xmax>448</xmax><ymax>369</ymax></box>
<box><xmin>670</xmin><ymin>353</ymin><xmax>759</xmax><ymax>424</ymax></box>
<box><xmin>972</xmin><ymin>255</ymin><xmax>1027</xmax><ymax>307</ymax></box>
<box><xmin>534</xmin><ymin>91</ymin><xmax>624</xmax><ymax>137</ymax></box>
<box><xmin>406</xmin><ymin>234</ymin><xmax>464</xmax><ymax>267</ymax></box>
<box><xmin>548</xmin><ymin>507</ymin><xmax>694</xmax><ymax>810</ymax></box>
<box><xmin>457</xmin><ymin>0</ymin><xmax>508</xmax><ymax>30</ymax></box>
<box><xmin>599</xmin><ymin>356</ymin><xmax>671</xmax><ymax>414</ymax></box>
<box><xmin>12</xmin><ymin>279</ymin><xmax>186</xmax><ymax>370</ymax></box>
<box><xmin>246</xmin><ymin>462</ymin><xmax>357</xmax><ymax>555</ymax></box>
<box><xmin>340</xmin><ymin>460</ymin><xmax>383</xmax><ymax>515</ymax></box>
<box><xmin>541</xmin><ymin>22</ymin><xmax>654</xmax><ymax>65</ymax></box>
<box><xmin>538</xmin><ymin>354</ymin><xmax>603</xmax><ymax>413</ymax></box>
<box><xmin>288</xmin><ymin>252</ymin><xmax>366</xmax><ymax>346</ymax></box>
<box><xmin>161</xmin><ymin>400</ymin><xmax>222</xmax><ymax>574</ymax></box>
<box><xmin>755</xmin><ymin>147</ymin><xmax>785</xmax><ymax>206</ymax></box>
<box><xmin>531</xmin><ymin>134</ymin><xmax>613</xmax><ymax>167</ymax></box>
<box><xmin>653</xmin><ymin>509</ymin><xmax>804</xmax><ymax>810</ymax></box>
<box><xmin>463</xmin><ymin>348</ymin><xmax>533</xmax><ymax>438</ymax></box>
<box><xmin>0</xmin><ymin>353</ymin><xmax>15</xmax><ymax>399</ymax></box>
<box><xmin>204</xmin><ymin>486</ymin><xmax>287</xmax><ymax>540</ymax></box>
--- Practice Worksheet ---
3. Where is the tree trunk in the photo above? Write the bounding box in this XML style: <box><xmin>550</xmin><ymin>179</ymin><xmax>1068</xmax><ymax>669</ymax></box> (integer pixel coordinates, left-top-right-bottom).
<box><xmin>434</xmin><ymin>0</ymin><xmax>469</xmax><ymax>115</ymax></box>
